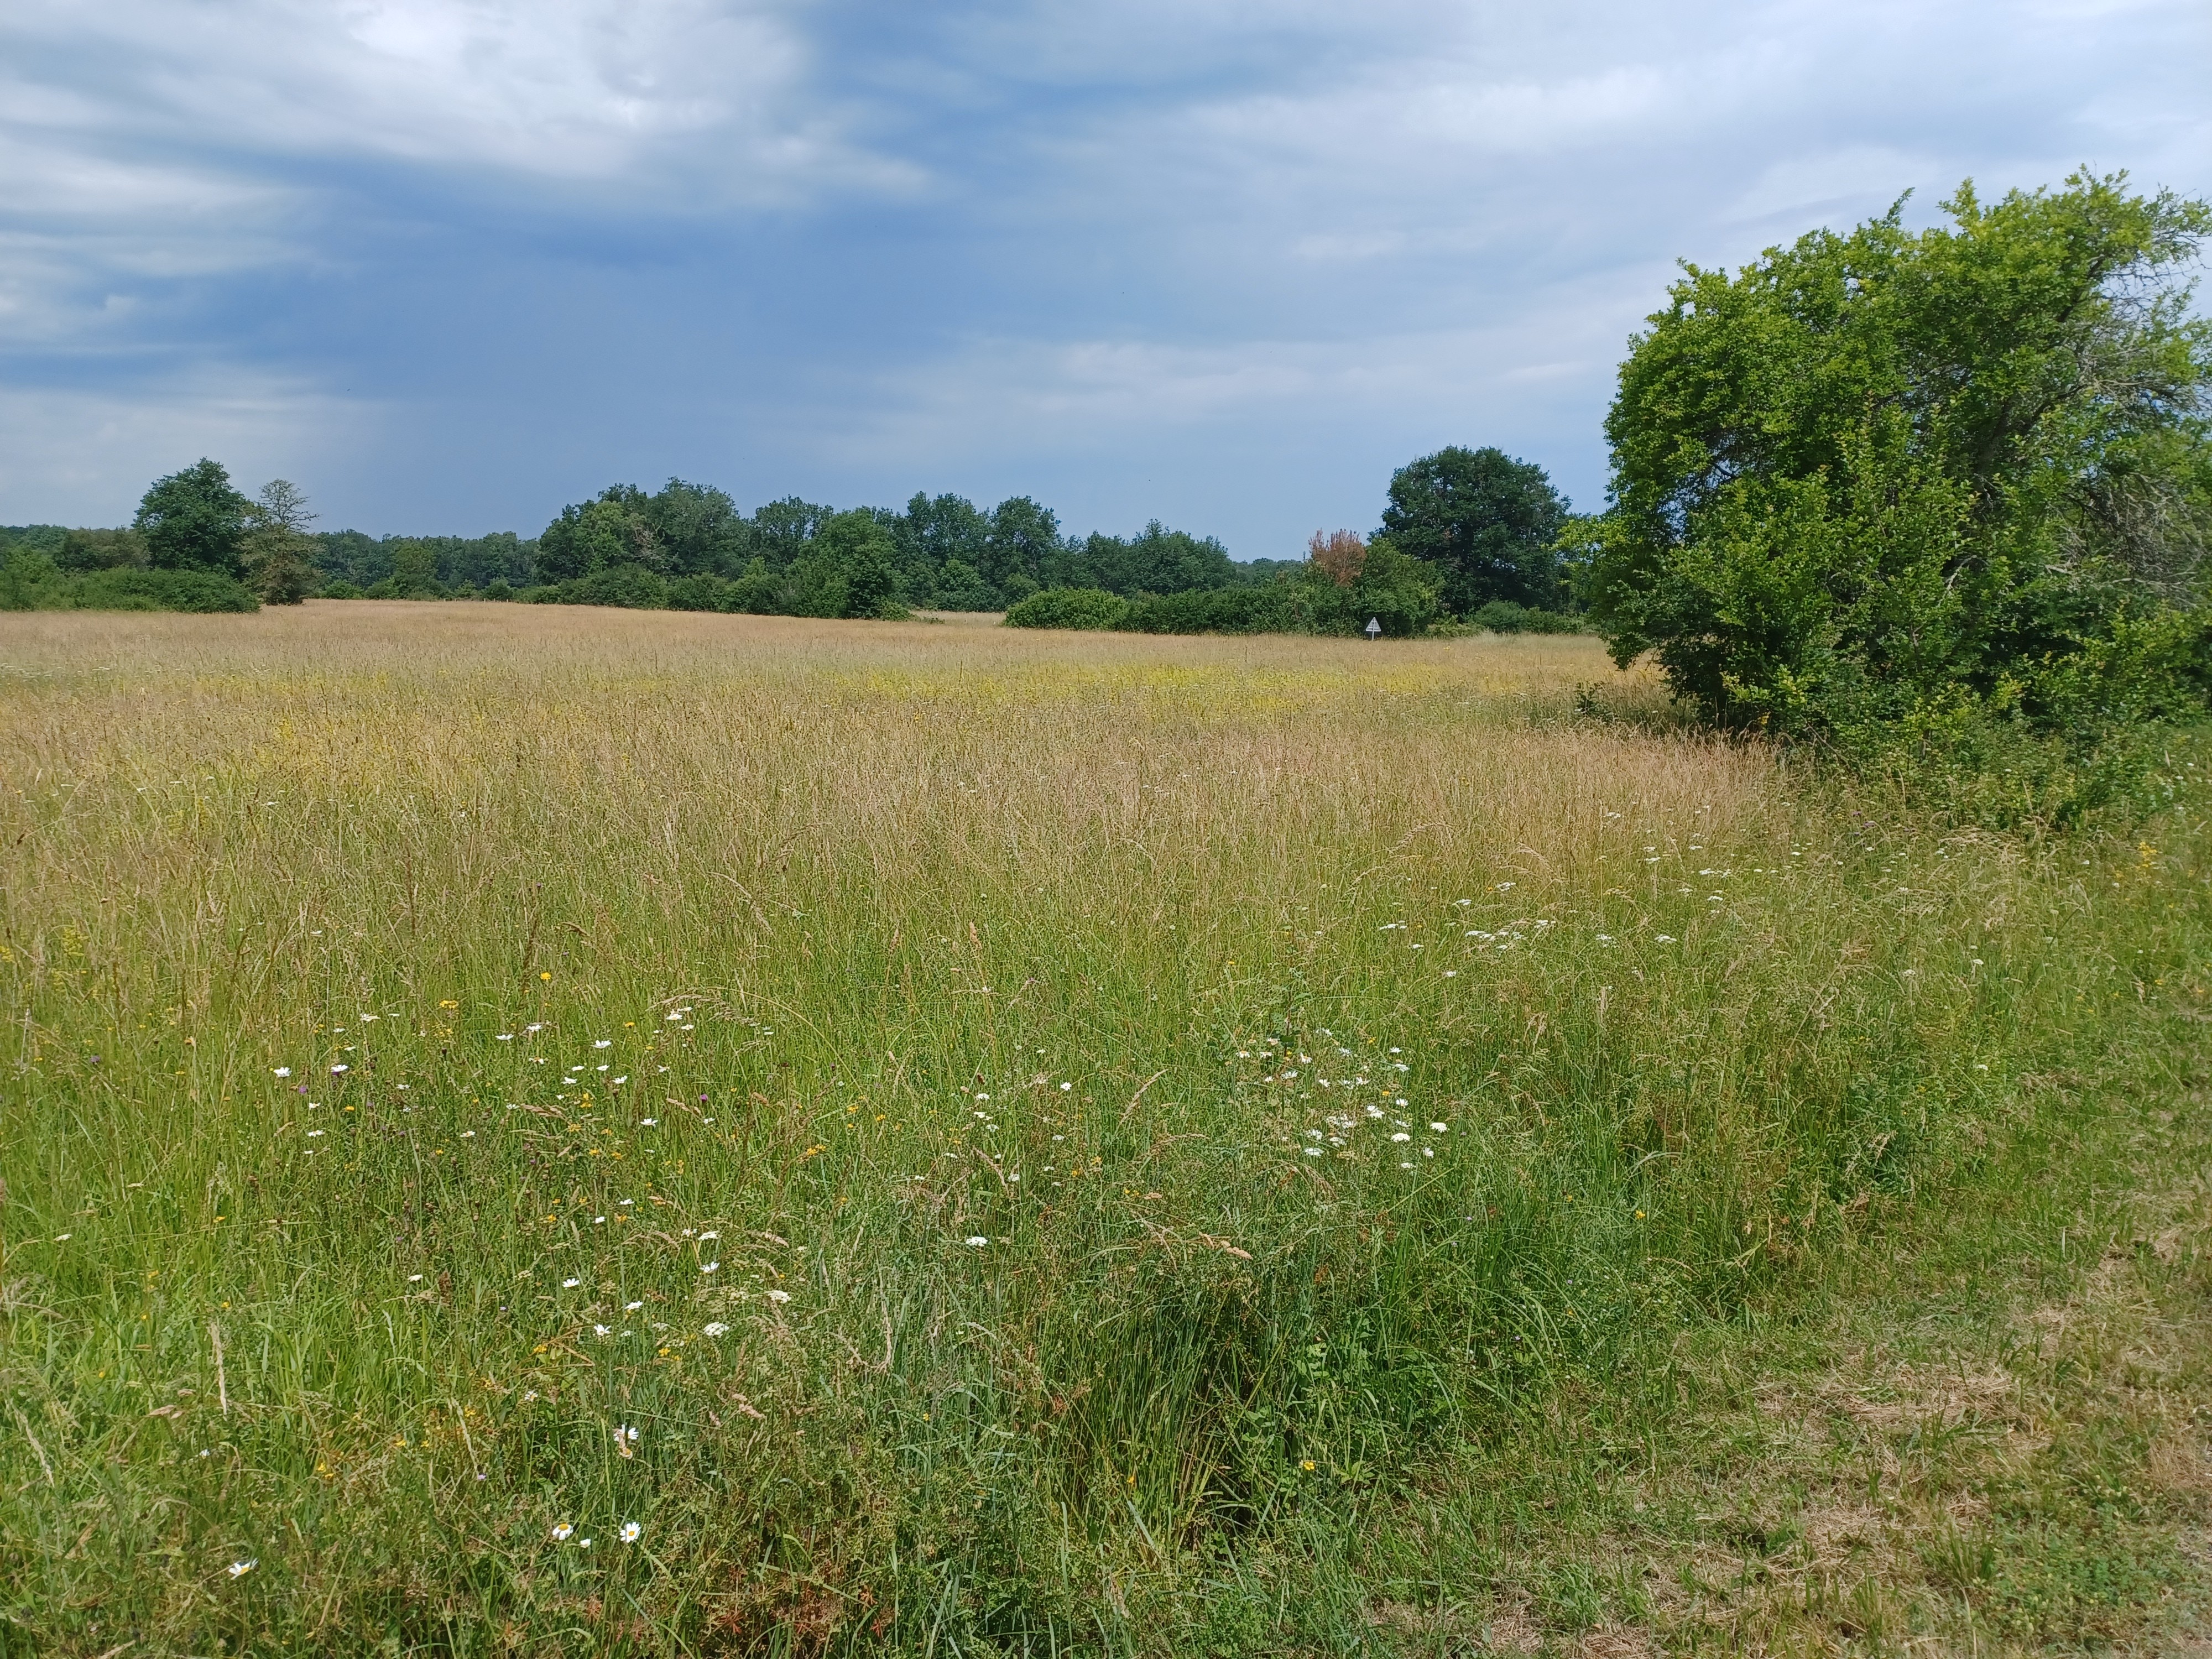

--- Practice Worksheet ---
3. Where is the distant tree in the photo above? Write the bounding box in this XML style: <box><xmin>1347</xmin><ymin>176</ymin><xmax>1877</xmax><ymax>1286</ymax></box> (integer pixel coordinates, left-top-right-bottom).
<box><xmin>895</xmin><ymin>493</ymin><xmax>989</xmax><ymax>605</ymax></box>
<box><xmin>135</xmin><ymin>460</ymin><xmax>251</xmax><ymax>578</ymax></box>
<box><xmin>389</xmin><ymin>540</ymin><xmax>442</xmax><ymax>597</ymax></box>
<box><xmin>794</xmin><ymin>509</ymin><xmax>905</xmax><ymax>618</ymax></box>
<box><xmin>56</xmin><ymin>527</ymin><xmax>148</xmax><ymax>572</ymax></box>
<box><xmin>982</xmin><ymin>497</ymin><xmax>1060</xmax><ymax>597</ymax></box>
<box><xmin>1307</xmin><ymin>530</ymin><xmax>1366</xmax><ymax>587</ymax></box>
<box><xmin>1379</xmin><ymin>447</ymin><xmax>1569</xmax><ymax>614</ymax></box>
<box><xmin>242</xmin><ymin>479</ymin><xmax>321</xmax><ymax>603</ymax></box>
<box><xmin>645</xmin><ymin>479</ymin><xmax>751</xmax><ymax>575</ymax></box>
<box><xmin>751</xmin><ymin>498</ymin><xmax>831</xmax><ymax>568</ymax></box>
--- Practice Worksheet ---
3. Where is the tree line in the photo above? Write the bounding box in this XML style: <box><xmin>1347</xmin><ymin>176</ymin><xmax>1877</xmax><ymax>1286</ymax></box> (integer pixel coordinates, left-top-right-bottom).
<box><xmin>3</xmin><ymin>447</ymin><xmax>1583</xmax><ymax>629</ymax></box>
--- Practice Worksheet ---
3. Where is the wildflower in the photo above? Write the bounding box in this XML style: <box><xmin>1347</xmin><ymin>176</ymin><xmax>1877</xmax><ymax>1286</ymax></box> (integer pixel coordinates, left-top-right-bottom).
<box><xmin>1400</xmin><ymin>1162</ymin><xmax>1414</xmax><ymax>1170</ymax></box>
<box><xmin>619</xmin><ymin>1424</ymin><xmax>640</xmax><ymax>1442</ymax></box>
<box><xmin>408</xmin><ymin>1273</ymin><xmax>424</xmax><ymax>1282</ymax></box>
<box><xmin>701</xmin><ymin>1261</ymin><xmax>718</xmax><ymax>1274</ymax></box>
<box><xmin>638</xmin><ymin>1115</ymin><xmax>655</xmax><ymax>1125</ymax></box>
<box><xmin>1301</xmin><ymin>1459</ymin><xmax>1316</xmax><ymax>1471</ymax></box>
<box><xmin>497</xmin><ymin>1034</ymin><xmax>513</xmax><ymax>1041</ymax></box>
<box><xmin>626</xmin><ymin>1301</ymin><xmax>643</xmax><ymax>1311</ymax></box>
<box><xmin>331</xmin><ymin>1064</ymin><xmax>348</xmax><ymax>1074</ymax></box>
<box><xmin>619</xmin><ymin>1521</ymin><xmax>641</xmax><ymax>1543</ymax></box>
<box><xmin>273</xmin><ymin>1067</ymin><xmax>291</xmax><ymax>1077</ymax></box>
<box><xmin>562</xmin><ymin>1277</ymin><xmax>581</xmax><ymax>1288</ymax></box>
<box><xmin>698</xmin><ymin>1230</ymin><xmax>718</xmax><ymax>1240</ymax></box>
<box><xmin>703</xmin><ymin>1322</ymin><xmax>729</xmax><ymax>1337</ymax></box>
<box><xmin>1391</xmin><ymin>1132</ymin><xmax>1410</xmax><ymax>1143</ymax></box>
<box><xmin>594</xmin><ymin>1324</ymin><xmax>611</xmax><ymax>1337</ymax></box>
<box><xmin>551</xmin><ymin>1521</ymin><xmax>573</xmax><ymax>1541</ymax></box>
<box><xmin>1422</xmin><ymin>1147</ymin><xmax>1434</xmax><ymax>1158</ymax></box>
<box><xmin>966</xmin><ymin>1236</ymin><xmax>989</xmax><ymax>1248</ymax></box>
<box><xmin>579</xmin><ymin>1537</ymin><xmax>592</xmax><ymax>1548</ymax></box>
<box><xmin>1430</xmin><ymin>1122</ymin><xmax>1447</xmax><ymax>1133</ymax></box>
<box><xmin>593</xmin><ymin>1040</ymin><xmax>612</xmax><ymax>1049</ymax></box>
<box><xmin>1655</xmin><ymin>935</ymin><xmax>1676</xmax><ymax>944</ymax></box>
<box><xmin>228</xmin><ymin>1559</ymin><xmax>257</xmax><ymax>1577</ymax></box>
<box><xmin>1303</xmin><ymin>1147</ymin><xmax>1324</xmax><ymax>1157</ymax></box>
<box><xmin>766</xmin><ymin>1288</ymin><xmax>791</xmax><ymax>1303</ymax></box>
<box><xmin>1060</xmin><ymin>1081</ymin><xmax>1073</xmax><ymax>1091</ymax></box>
<box><xmin>593</xmin><ymin>1215</ymin><xmax>606</xmax><ymax>1225</ymax></box>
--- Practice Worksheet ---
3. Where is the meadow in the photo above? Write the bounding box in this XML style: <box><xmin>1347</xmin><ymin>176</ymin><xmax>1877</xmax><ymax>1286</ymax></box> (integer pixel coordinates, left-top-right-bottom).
<box><xmin>4</xmin><ymin>602</ymin><xmax>2211</xmax><ymax>1657</ymax></box>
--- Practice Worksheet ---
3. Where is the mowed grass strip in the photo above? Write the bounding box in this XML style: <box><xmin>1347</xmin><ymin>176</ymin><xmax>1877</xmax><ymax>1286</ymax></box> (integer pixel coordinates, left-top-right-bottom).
<box><xmin>1</xmin><ymin>602</ymin><xmax>2206</xmax><ymax>1655</ymax></box>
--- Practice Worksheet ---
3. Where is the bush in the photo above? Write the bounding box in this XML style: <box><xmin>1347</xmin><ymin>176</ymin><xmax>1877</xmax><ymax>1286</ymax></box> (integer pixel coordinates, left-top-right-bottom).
<box><xmin>1589</xmin><ymin>173</ymin><xmax>2212</xmax><ymax>762</ymax></box>
<box><xmin>0</xmin><ymin>555</ymin><xmax>260</xmax><ymax>613</ymax></box>
<box><xmin>320</xmin><ymin>581</ymin><xmax>366</xmax><ymax>599</ymax></box>
<box><xmin>565</xmin><ymin>565</ymin><xmax>670</xmax><ymax>610</ymax></box>
<box><xmin>79</xmin><ymin>568</ymin><xmax>259</xmax><ymax>613</ymax></box>
<box><xmin>1473</xmin><ymin>600</ymin><xmax>1584</xmax><ymax>634</ymax></box>
<box><xmin>1123</xmin><ymin>587</ymin><xmax>1296</xmax><ymax>634</ymax></box>
<box><xmin>725</xmin><ymin>568</ymin><xmax>791</xmax><ymax>615</ymax></box>
<box><xmin>665</xmin><ymin>573</ymin><xmax>732</xmax><ymax>612</ymax></box>
<box><xmin>1003</xmin><ymin>588</ymin><xmax>1131</xmax><ymax>630</ymax></box>
<box><xmin>481</xmin><ymin>580</ymin><xmax>514</xmax><ymax>602</ymax></box>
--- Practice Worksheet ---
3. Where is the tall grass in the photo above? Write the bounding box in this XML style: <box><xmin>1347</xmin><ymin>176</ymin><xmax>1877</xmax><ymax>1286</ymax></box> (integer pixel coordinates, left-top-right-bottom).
<box><xmin>2</xmin><ymin>602</ymin><xmax>2205</xmax><ymax>1653</ymax></box>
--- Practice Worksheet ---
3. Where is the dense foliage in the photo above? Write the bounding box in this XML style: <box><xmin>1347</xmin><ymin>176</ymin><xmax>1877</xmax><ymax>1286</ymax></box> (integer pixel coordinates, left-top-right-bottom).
<box><xmin>1380</xmin><ymin>446</ymin><xmax>1571</xmax><ymax>613</ymax></box>
<box><xmin>13</xmin><ymin>442</ymin><xmax>1589</xmax><ymax>630</ymax></box>
<box><xmin>132</xmin><ymin>460</ymin><xmax>253</xmax><ymax>580</ymax></box>
<box><xmin>1588</xmin><ymin>173</ymin><xmax>2212</xmax><ymax>779</ymax></box>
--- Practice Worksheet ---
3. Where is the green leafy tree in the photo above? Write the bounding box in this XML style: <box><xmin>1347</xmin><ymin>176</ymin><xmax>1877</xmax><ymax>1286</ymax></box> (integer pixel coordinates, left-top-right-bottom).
<box><xmin>1379</xmin><ymin>447</ymin><xmax>1568</xmax><ymax>614</ymax></box>
<box><xmin>895</xmin><ymin>493</ymin><xmax>990</xmax><ymax>605</ymax></box>
<box><xmin>134</xmin><ymin>460</ymin><xmax>251</xmax><ymax>578</ymax></box>
<box><xmin>793</xmin><ymin>509</ymin><xmax>906</xmax><ymax>618</ymax></box>
<box><xmin>241</xmin><ymin>479</ymin><xmax>321</xmax><ymax>604</ymax></box>
<box><xmin>982</xmin><ymin>497</ymin><xmax>1060</xmax><ymax>597</ymax></box>
<box><xmin>1078</xmin><ymin>521</ymin><xmax>1238</xmax><ymax>595</ymax></box>
<box><xmin>645</xmin><ymin>479</ymin><xmax>751</xmax><ymax>575</ymax></box>
<box><xmin>1588</xmin><ymin>171</ymin><xmax>2212</xmax><ymax>742</ymax></box>
<box><xmin>387</xmin><ymin>540</ymin><xmax>442</xmax><ymax>597</ymax></box>
<box><xmin>751</xmin><ymin>498</ymin><xmax>831</xmax><ymax>569</ymax></box>
<box><xmin>56</xmin><ymin>528</ymin><xmax>148</xmax><ymax>572</ymax></box>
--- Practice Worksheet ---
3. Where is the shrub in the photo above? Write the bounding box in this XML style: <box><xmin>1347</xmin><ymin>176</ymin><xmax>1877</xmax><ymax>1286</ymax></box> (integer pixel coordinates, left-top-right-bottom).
<box><xmin>1003</xmin><ymin>588</ymin><xmax>1131</xmax><ymax>630</ymax></box>
<box><xmin>665</xmin><ymin>573</ymin><xmax>733</xmax><ymax>612</ymax></box>
<box><xmin>1589</xmin><ymin>173</ymin><xmax>2212</xmax><ymax>766</ymax></box>
<box><xmin>320</xmin><ymin>581</ymin><xmax>366</xmax><ymax>599</ymax></box>
<box><xmin>77</xmin><ymin>568</ymin><xmax>260</xmax><ymax>612</ymax></box>
<box><xmin>1473</xmin><ymin>600</ymin><xmax>1584</xmax><ymax>635</ymax></box>
<box><xmin>566</xmin><ymin>564</ymin><xmax>670</xmax><ymax>610</ymax></box>
<box><xmin>1123</xmin><ymin>587</ymin><xmax>1295</xmax><ymax>634</ymax></box>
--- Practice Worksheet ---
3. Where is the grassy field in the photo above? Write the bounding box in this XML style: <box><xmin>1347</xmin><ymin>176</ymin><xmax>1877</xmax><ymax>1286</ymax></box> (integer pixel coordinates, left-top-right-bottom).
<box><xmin>4</xmin><ymin>601</ymin><xmax>2211</xmax><ymax>1657</ymax></box>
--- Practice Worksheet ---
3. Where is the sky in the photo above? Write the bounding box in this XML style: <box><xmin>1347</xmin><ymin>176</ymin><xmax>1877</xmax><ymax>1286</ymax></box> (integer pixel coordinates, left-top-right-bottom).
<box><xmin>2</xmin><ymin>1</ymin><xmax>2207</xmax><ymax>557</ymax></box>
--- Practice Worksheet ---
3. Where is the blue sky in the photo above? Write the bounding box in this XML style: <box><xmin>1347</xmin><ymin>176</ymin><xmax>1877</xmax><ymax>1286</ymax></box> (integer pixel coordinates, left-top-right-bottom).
<box><xmin>2</xmin><ymin>0</ymin><xmax>2206</xmax><ymax>557</ymax></box>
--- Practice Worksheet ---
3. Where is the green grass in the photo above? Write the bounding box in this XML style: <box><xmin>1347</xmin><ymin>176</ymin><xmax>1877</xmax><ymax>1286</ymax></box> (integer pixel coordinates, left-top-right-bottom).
<box><xmin>2</xmin><ymin>604</ymin><xmax>2209</xmax><ymax>1656</ymax></box>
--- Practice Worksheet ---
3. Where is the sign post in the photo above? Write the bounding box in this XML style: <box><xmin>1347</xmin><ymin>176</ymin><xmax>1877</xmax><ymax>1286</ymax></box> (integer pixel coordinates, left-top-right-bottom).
<box><xmin>1364</xmin><ymin>618</ymin><xmax>1382</xmax><ymax>640</ymax></box>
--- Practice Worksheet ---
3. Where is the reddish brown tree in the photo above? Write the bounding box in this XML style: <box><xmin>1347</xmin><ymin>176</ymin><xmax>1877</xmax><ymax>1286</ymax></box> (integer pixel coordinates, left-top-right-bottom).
<box><xmin>1307</xmin><ymin>529</ymin><xmax>1366</xmax><ymax>587</ymax></box>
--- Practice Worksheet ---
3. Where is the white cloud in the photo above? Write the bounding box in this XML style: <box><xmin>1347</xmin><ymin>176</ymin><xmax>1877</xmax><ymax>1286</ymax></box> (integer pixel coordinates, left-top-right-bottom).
<box><xmin>0</xmin><ymin>0</ymin><xmax>884</xmax><ymax>191</ymax></box>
